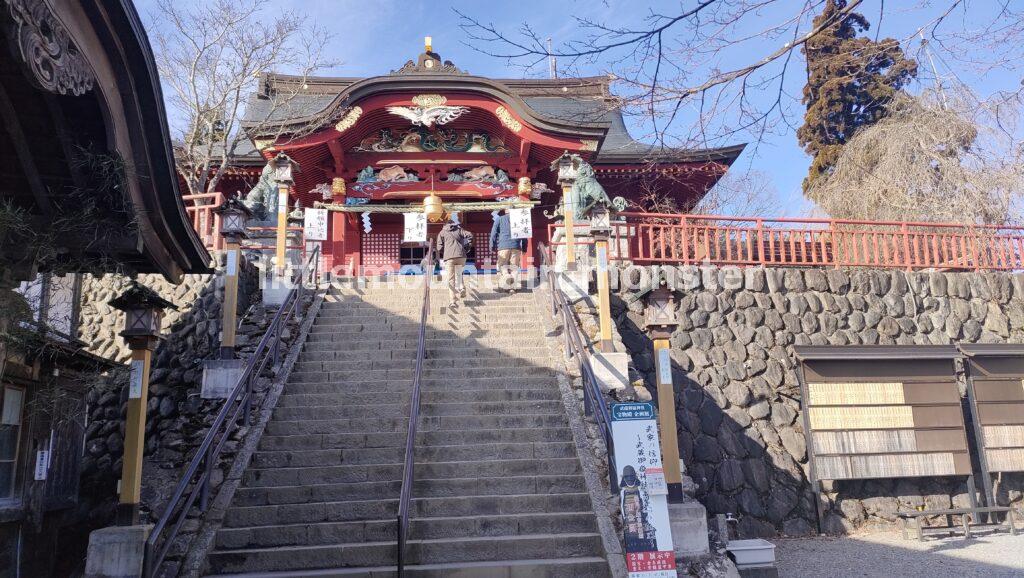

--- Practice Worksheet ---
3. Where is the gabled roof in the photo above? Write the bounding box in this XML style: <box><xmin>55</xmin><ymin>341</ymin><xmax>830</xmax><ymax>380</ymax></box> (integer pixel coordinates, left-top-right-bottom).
<box><xmin>239</xmin><ymin>53</ymin><xmax>744</xmax><ymax>168</ymax></box>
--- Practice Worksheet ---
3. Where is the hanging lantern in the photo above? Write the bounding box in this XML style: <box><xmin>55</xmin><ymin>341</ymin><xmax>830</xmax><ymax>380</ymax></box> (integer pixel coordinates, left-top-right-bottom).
<box><xmin>423</xmin><ymin>194</ymin><xmax>445</xmax><ymax>222</ymax></box>
<box><xmin>517</xmin><ymin>177</ymin><xmax>532</xmax><ymax>198</ymax></box>
<box><xmin>331</xmin><ymin>177</ymin><xmax>346</xmax><ymax>197</ymax></box>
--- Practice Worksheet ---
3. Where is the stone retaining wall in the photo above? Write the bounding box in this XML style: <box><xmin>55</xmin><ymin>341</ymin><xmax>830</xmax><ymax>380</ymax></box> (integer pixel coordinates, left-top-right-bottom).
<box><xmin>75</xmin><ymin>255</ymin><xmax>260</xmax><ymax>524</ymax></box>
<box><xmin>611</xmin><ymin>265</ymin><xmax>1024</xmax><ymax>537</ymax></box>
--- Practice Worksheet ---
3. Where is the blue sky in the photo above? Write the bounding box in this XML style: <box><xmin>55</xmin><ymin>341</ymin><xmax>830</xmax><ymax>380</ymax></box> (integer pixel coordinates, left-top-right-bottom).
<box><xmin>136</xmin><ymin>0</ymin><xmax>1023</xmax><ymax>216</ymax></box>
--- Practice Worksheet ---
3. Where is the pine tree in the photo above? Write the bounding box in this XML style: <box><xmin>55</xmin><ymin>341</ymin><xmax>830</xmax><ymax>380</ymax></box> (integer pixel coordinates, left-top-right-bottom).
<box><xmin>797</xmin><ymin>0</ymin><xmax>917</xmax><ymax>197</ymax></box>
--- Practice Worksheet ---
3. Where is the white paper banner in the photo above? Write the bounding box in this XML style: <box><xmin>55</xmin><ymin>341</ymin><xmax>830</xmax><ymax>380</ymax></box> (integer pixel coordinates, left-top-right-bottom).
<box><xmin>509</xmin><ymin>208</ymin><xmax>532</xmax><ymax>239</ymax></box>
<box><xmin>611</xmin><ymin>402</ymin><xmax>676</xmax><ymax>577</ymax></box>
<box><xmin>303</xmin><ymin>208</ymin><xmax>329</xmax><ymax>241</ymax></box>
<box><xmin>34</xmin><ymin>450</ymin><xmax>50</xmax><ymax>481</ymax></box>
<box><xmin>403</xmin><ymin>212</ymin><xmax>427</xmax><ymax>243</ymax></box>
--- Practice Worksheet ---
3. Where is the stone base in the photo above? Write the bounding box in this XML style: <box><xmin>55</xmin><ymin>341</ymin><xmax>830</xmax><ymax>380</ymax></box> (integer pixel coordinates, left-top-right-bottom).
<box><xmin>85</xmin><ymin>524</ymin><xmax>152</xmax><ymax>578</ymax></box>
<box><xmin>670</xmin><ymin>500</ymin><xmax>710</xmax><ymax>559</ymax></box>
<box><xmin>557</xmin><ymin>270</ymin><xmax>590</xmax><ymax>301</ymax></box>
<box><xmin>201</xmin><ymin>358</ymin><xmax>245</xmax><ymax>399</ymax></box>
<box><xmin>591</xmin><ymin>351</ymin><xmax>629</xmax><ymax>393</ymax></box>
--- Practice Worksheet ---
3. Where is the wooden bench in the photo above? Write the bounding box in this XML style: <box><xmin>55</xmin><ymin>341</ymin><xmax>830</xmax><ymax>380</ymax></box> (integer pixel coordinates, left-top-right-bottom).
<box><xmin>898</xmin><ymin>506</ymin><xmax>1016</xmax><ymax>541</ymax></box>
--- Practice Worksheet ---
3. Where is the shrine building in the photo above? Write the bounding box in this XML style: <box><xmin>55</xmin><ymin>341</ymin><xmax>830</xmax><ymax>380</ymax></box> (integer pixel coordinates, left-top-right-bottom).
<box><xmin>227</xmin><ymin>39</ymin><xmax>745</xmax><ymax>273</ymax></box>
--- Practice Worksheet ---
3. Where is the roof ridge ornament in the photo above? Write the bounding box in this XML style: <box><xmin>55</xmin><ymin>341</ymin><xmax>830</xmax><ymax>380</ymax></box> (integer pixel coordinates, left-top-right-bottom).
<box><xmin>390</xmin><ymin>36</ymin><xmax>466</xmax><ymax>75</ymax></box>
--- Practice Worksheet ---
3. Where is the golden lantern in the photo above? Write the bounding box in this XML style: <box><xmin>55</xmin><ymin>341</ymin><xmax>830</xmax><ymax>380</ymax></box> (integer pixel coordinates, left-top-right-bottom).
<box><xmin>423</xmin><ymin>193</ymin><xmax>445</xmax><ymax>222</ymax></box>
<box><xmin>517</xmin><ymin>176</ymin><xmax>532</xmax><ymax>198</ymax></box>
<box><xmin>331</xmin><ymin>177</ymin><xmax>346</xmax><ymax>196</ymax></box>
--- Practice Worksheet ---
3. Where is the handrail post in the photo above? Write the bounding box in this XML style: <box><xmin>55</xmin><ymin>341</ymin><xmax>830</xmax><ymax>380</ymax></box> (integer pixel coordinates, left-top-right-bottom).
<box><xmin>901</xmin><ymin>222</ymin><xmax>912</xmax><ymax>271</ymax></box>
<box><xmin>680</xmin><ymin>216</ymin><xmax>689</xmax><ymax>265</ymax></box>
<box><xmin>756</xmin><ymin>219</ymin><xmax>765</xmax><ymax>264</ymax></box>
<box><xmin>830</xmin><ymin>220</ymin><xmax>840</xmax><ymax>268</ymax></box>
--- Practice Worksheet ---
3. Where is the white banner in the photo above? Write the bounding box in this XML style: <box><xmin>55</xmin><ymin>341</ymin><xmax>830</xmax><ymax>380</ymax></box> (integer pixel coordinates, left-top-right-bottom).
<box><xmin>509</xmin><ymin>207</ymin><xmax>532</xmax><ymax>239</ymax></box>
<box><xmin>303</xmin><ymin>208</ymin><xmax>329</xmax><ymax>241</ymax></box>
<box><xmin>403</xmin><ymin>212</ymin><xmax>427</xmax><ymax>243</ymax></box>
<box><xmin>611</xmin><ymin>402</ymin><xmax>676</xmax><ymax>577</ymax></box>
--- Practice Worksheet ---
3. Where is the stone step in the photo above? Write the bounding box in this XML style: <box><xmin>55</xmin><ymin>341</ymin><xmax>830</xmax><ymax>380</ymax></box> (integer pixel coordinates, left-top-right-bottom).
<box><xmin>223</xmin><ymin>493</ymin><xmax>593</xmax><ymax>528</ymax></box>
<box><xmin>302</xmin><ymin>339</ymin><xmax>551</xmax><ymax>352</ymax></box>
<box><xmin>207</xmin><ymin>533</ymin><xmax>603</xmax><ymax>574</ymax></box>
<box><xmin>284</xmin><ymin>376</ymin><xmax>556</xmax><ymax>394</ymax></box>
<box><xmin>291</xmin><ymin>356</ymin><xmax>551</xmax><ymax>373</ymax></box>
<box><xmin>259</xmin><ymin>426</ymin><xmax>573</xmax><ymax>452</ymax></box>
<box><xmin>317</xmin><ymin>306</ymin><xmax>538</xmax><ymax>316</ymax></box>
<box><xmin>216</xmin><ymin>511</ymin><xmax>598</xmax><ymax>550</ymax></box>
<box><xmin>310</xmin><ymin>320</ymin><xmax>544</xmax><ymax>332</ymax></box>
<box><xmin>305</xmin><ymin>330</ymin><xmax>549</xmax><ymax>343</ymax></box>
<box><xmin>298</xmin><ymin>347</ymin><xmax>553</xmax><ymax>362</ymax></box>
<box><xmin>419</xmin><ymin>400</ymin><xmax>567</xmax><ymax>417</ymax></box>
<box><xmin>251</xmin><ymin>441</ymin><xmax>577</xmax><ymax>468</ymax></box>
<box><xmin>233</xmin><ymin>474</ymin><xmax>586</xmax><ymax>507</ymax></box>
<box><xmin>243</xmin><ymin>457</ymin><xmax>583</xmax><ymax>488</ymax></box>
<box><xmin>277</xmin><ymin>389</ymin><xmax>560</xmax><ymax>408</ymax></box>
<box><xmin>263</xmin><ymin>413</ymin><xmax>569</xmax><ymax>437</ymax></box>
<box><xmin>203</xmin><ymin>556</ymin><xmax>610</xmax><ymax>578</ymax></box>
<box><xmin>286</xmin><ymin>366</ymin><xmax>554</xmax><ymax>384</ymax></box>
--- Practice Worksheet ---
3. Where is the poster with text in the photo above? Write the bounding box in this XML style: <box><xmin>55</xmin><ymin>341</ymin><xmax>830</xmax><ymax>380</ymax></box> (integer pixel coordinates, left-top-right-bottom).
<box><xmin>403</xmin><ymin>212</ymin><xmax>427</xmax><ymax>243</ymax></box>
<box><xmin>509</xmin><ymin>207</ymin><xmax>532</xmax><ymax>239</ymax></box>
<box><xmin>303</xmin><ymin>208</ymin><xmax>329</xmax><ymax>241</ymax></box>
<box><xmin>611</xmin><ymin>402</ymin><xmax>676</xmax><ymax>577</ymax></box>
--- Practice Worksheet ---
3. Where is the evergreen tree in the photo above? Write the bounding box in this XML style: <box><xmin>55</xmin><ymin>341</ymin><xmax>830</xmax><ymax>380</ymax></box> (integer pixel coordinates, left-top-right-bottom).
<box><xmin>797</xmin><ymin>0</ymin><xmax>917</xmax><ymax>197</ymax></box>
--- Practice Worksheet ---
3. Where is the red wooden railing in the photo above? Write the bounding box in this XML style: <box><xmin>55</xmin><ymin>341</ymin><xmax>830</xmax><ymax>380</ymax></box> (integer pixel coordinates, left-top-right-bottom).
<box><xmin>183</xmin><ymin>192</ymin><xmax>225</xmax><ymax>251</ymax></box>
<box><xmin>548</xmin><ymin>212</ymin><xmax>1024</xmax><ymax>271</ymax></box>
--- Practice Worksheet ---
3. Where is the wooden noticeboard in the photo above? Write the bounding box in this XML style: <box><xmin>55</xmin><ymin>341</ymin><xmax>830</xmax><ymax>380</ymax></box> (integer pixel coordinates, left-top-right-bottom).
<box><xmin>796</xmin><ymin>346</ymin><xmax>972</xmax><ymax>482</ymax></box>
<box><xmin>959</xmin><ymin>344</ymin><xmax>1024</xmax><ymax>509</ymax></box>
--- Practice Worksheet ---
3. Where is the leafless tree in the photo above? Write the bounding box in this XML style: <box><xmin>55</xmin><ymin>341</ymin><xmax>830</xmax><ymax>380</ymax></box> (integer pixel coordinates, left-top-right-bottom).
<box><xmin>632</xmin><ymin>166</ymin><xmax>781</xmax><ymax>217</ymax></box>
<box><xmin>149</xmin><ymin>0</ymin><xmax>337</xmax><ymax>199</ymax></box>
<box><xmin>457</xmin><ymin>1</ymin><xmax>1024</xmax><ymax>153</ymax></box>
<box><xmin>807</xmin><ymin>89</ymin><xmax>1024</xmax><ymax>223</ymax></box>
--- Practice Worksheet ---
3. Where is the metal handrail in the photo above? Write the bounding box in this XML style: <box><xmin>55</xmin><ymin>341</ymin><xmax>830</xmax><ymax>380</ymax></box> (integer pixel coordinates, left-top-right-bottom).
<box><xmin>547</xmin><ymin>270</ymin><xmax>618</xmax><ymax>494</ymax></box>
<box><xmin>396</xmin><ymin>240</ymin><xmax>434</xmax><ymax>575</ymax></box>
<box><xmin>142</xmin><ymin>246</ymin><xmax>321</xmax><ymax>577</ymax></box>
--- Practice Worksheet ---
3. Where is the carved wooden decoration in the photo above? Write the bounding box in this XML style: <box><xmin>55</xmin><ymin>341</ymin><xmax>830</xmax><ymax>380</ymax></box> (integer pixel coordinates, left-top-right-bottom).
<box><xmin>5</xmin><ymin>0</ymin><xmax>94</xmax><ymax>96</ymax></box>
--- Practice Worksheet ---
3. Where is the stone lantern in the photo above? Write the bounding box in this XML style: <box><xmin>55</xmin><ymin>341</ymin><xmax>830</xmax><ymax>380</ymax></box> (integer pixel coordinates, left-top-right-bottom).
<box><xmin>643</xmin><ymin>284</ymin><xmax>685</xmax><ymax>503</ymax></box>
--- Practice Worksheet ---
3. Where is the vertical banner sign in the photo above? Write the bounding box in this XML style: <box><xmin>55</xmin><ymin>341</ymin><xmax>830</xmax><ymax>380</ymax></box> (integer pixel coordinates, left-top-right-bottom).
<box><xmin>612</xmin><ymin>402</ymin><xmax>676</xmax><ymax>577</ymax></box>
<box><xmin>509</xmin><ymin>207</ymin><xmax>532</xmax><ymax>239</ymax></box>
<box><xmin>303</xmin><ymin>207</ymin><xmax>329</xmax><ymax>241</ymax></box>
<box><xmin>403</xmin><ymin>212</ymin><xmax>427</xmax><ymax>243</ymax></box>
<box><xmin>34</xmin><ymin>450</ymin><xmax>49</xmax><ymax>481</ymax></box>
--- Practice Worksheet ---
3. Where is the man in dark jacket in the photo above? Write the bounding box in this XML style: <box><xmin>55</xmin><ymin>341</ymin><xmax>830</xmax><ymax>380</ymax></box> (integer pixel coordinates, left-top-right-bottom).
<box><xmin>436</xmin><ymin>219</ymin><xmax>473</xmax><ymax>306</ymax></box>
<box><xmin>490</xmin><ymin>209</ymin><xmax>527</xmax><ymax>292</ymax></box>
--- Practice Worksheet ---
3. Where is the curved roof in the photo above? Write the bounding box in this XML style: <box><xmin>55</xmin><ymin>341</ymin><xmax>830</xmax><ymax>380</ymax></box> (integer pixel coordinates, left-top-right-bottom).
<box><xmin>240</xmin><ymin>59</ymin><xmax>745</xmax><ymax>167</ymax></box>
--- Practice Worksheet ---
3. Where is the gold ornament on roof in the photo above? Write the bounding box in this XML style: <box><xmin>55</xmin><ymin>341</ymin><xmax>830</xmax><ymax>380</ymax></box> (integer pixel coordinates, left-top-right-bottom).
<box><xmin>334</xmin><ymin>106</ymin><xmax>363</xmax><ymax>133</ymax></box>
<box><xmin>494</xmin><ymin>106</ymin><xmax>522</xmax><ymax>133</ymax></box>
<box><xmin>411</xmin><ymin>94</ymin><xmax>447</xmax><ymax>108</ymax></box>
<box><xmin>253</xmin><ymin>138</ymin><xmax>274</xmax><ymax>151</ymax></box>
<box><xmin>579</xmin><ymin>139</ymin><xmax>599</xmax><ymax>151</ymax></box>
<box><xmin>517</xmin><ymin>177</ymin><xmax>532</xmax><ymax>195</ymax></box>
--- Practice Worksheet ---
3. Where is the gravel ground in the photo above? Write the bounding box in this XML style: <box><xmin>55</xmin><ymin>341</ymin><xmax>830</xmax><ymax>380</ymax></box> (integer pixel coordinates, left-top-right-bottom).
<box><xmin>774</xmin><ymin>529</ymin><xmax>1024</xmax><ymax>577</ymax></box>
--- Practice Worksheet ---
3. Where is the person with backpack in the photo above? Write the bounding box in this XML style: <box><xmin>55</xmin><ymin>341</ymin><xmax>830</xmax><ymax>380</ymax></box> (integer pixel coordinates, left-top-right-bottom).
<box><xmin>436</xmin><ymin>218</ymin><xmax>473</xmax><ymax>306</ymax></box>
<box><xmin>490</xmin><ymin>209</ymin><xmax>526</xmax><ymax>292</ymax></box>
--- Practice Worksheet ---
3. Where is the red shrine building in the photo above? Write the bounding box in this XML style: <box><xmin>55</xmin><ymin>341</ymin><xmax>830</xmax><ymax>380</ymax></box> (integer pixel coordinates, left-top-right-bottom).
<box><xmin>220</xmin><ymin>42</ymin><xmax>744</xmax><ymax>272</ymax></box>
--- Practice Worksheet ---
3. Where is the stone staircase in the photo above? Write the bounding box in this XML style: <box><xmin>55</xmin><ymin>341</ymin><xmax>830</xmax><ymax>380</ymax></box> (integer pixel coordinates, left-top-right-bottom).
<box><xmin>203</xmin><ymin>277</ymin><xmax>611</xmax><ymax>577</ymax></box>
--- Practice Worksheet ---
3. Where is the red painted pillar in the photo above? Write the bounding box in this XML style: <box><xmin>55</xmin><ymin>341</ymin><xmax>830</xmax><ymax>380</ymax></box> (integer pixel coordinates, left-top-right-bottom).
<box><xmin>328</xmin><ymin>210</ymin><xmax>345</xmax><ymax>273</ymax></box>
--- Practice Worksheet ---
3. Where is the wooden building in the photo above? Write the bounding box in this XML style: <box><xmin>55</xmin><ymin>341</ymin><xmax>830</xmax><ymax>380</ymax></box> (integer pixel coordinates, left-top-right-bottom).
<box><xmin>226</xmin><ymin>42</ymin><xmax>744</xmax><ymax>272</ymax></box>
<box><xmin>0</xmin><ymin>1</ymin><xmax>209</xmax><ymax>575</ymax></box>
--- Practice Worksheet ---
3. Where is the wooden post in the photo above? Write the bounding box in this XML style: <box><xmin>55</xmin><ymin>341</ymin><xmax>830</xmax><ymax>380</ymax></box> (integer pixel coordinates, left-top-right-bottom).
<box><xmin>595</xmin><ymin>237</ymin><xmax>613</xmax><ymax>352</ymax></box>
<box><xmin>118</xmin><ymin>341</ymin><xmax>154</xmax><ymax>525</ymax></box>
<box><xmin>275</xmin><ymin>183</ymin><xmax>289</xmax><ymax>277</ymax></box>
<box><xmin>562</xmin><ymin>184</ymin><xmax>577</xmax><ymax>271</ymax></box>
<box><xmin>220</xmin><ymin>238</ymin><xmax>241</xmax><ymax>358</ymax></box>
<box><xmin>652</xmin><ymin>337</ymin><xmax>685</xmax><ymax>502</ymax></box>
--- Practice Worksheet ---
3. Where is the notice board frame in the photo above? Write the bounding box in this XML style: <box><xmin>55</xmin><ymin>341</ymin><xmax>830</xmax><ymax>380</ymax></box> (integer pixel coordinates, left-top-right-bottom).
<box><xmin>794</xmin><ymin>345</ymin><xmax>981</xmax><ymax>533</ymax></box>
<box><xmin>959</xmin><ymin>343</ymin><xmax>1024</xmax><ymax>512</ymax></box>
